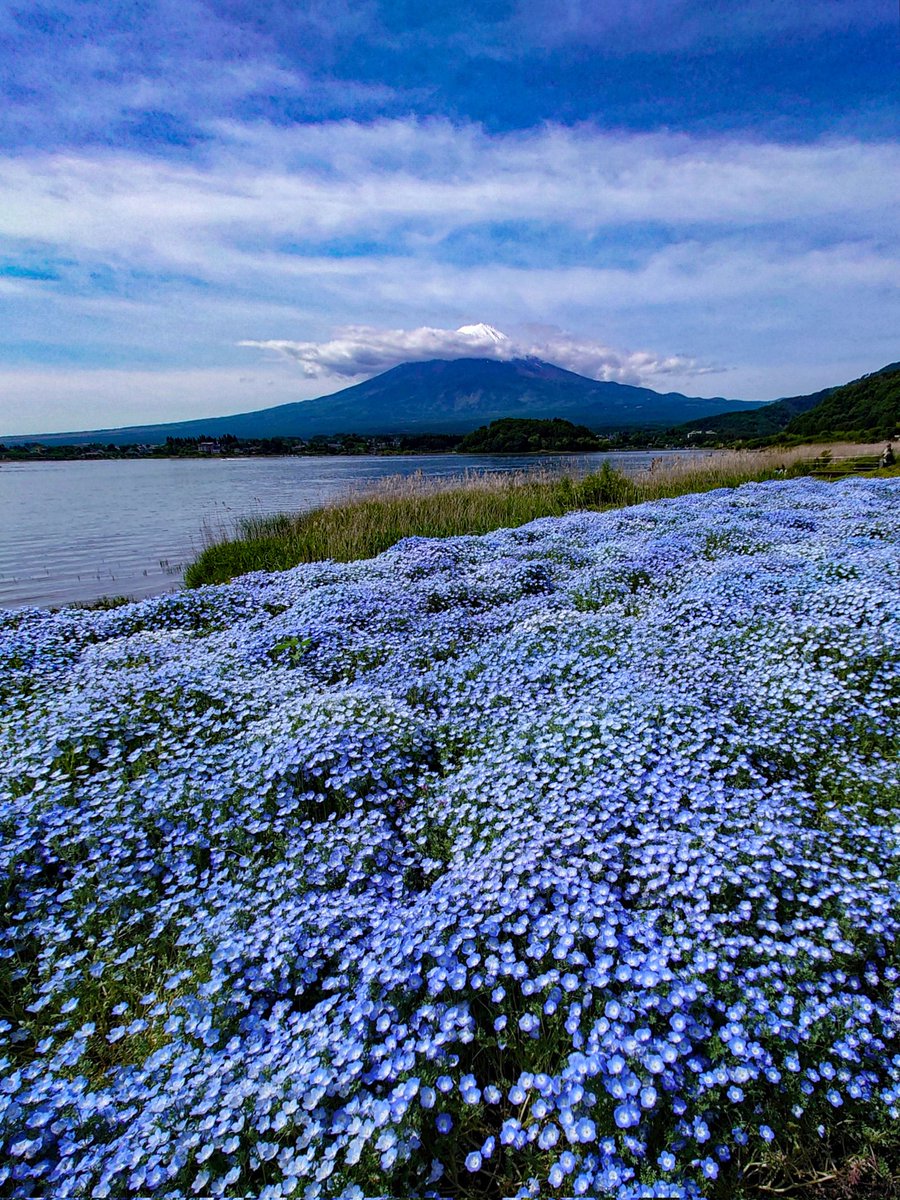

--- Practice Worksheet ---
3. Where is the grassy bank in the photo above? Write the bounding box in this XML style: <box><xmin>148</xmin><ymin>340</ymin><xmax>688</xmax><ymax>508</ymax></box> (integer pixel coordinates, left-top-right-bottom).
<box><xmin>185</xmin><ymin>442</ymin><xmax>884</xmax><ymax>587</ymax></box>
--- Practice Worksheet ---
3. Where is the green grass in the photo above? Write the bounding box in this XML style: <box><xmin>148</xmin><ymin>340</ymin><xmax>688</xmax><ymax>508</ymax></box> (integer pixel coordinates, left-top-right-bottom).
<box><xmin>70</xmin><ymin>594</ymin><xmax>136</xmax><ymax>611</ymax></box>
<box><xmin>48</xmin><ymin>594</ymin><xmax>137</xmax><ymax>613</ymax></box>
<box><xmin>185</xmin><ymin>445</ymin><xmax>885</xmax><ymax>588</ymax></box>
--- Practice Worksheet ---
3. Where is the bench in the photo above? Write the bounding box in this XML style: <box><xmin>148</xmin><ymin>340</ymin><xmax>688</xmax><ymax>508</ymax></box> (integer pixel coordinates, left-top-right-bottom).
<box><xmin>801</xmin><ymin>455</ymin><xmax>883</xmax><ymax>479</ymax></box>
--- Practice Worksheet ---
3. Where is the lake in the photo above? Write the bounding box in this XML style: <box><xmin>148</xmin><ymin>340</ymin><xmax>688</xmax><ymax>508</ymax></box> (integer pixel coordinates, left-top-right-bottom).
<box><xmin>1</xmin><ymin>451</ymin><xmax>708</xmax><ymax>609</ymax></box>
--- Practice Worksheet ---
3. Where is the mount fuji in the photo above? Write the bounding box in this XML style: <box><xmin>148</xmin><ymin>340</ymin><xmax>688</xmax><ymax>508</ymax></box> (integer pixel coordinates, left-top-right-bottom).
<box><xmin>3</xmin><ymin>357</ymin><xmax>763</xmax><ymax>446</ymax></box>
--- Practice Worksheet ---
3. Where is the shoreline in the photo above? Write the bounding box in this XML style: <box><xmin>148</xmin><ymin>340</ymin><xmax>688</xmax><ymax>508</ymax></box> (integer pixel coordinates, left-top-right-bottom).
<box><xmin>1</xmin><ymin>444</ymin><xmax>697</xmax><ymax>464</ymax></box>
<box><xmin>2</xmin><ymin>446</ymin><xmax>891</xmax><ymax>612</ymax></box>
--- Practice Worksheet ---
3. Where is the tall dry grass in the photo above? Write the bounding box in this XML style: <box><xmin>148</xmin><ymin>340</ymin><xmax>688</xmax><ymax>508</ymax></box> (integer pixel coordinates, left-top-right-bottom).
<box><xmin>184</xmin><ymin>443</ymin><xmax>886</xmax><ymax>587</ymax></box>
<box><xmin>627</xmin><ymin>441</ymin><xmax>885</xmax><ymax>497</ymax></box>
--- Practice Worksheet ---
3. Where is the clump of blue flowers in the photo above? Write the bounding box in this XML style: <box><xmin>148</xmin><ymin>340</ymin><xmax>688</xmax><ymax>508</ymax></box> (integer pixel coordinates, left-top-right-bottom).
<box><xmin>1</xmin><ymin>477</ymin><xmax>898</xmax><ymax>1198</ymax></box>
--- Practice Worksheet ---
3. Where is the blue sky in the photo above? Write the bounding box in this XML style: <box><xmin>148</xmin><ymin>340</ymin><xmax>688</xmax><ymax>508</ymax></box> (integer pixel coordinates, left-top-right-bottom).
<box><xmin>0</xmin><ymin>0</ymin><xmax>897</xmax><ymax>434</ymax></box>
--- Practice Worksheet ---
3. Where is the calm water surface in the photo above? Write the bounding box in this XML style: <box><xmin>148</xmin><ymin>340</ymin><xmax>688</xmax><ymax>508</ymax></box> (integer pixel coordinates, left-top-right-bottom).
<box><xmin>1</xmin><ymin>451</ymin><xmax>708</xmax><ymax>609</ymax></box>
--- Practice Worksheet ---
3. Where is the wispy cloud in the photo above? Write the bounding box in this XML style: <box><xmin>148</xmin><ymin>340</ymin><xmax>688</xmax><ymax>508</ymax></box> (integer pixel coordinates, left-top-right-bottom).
<box><xmin>2</xmin><ymin>122</ymin><xmax>897</xmax><ymax>263</ymax></box>
<box><xmin>509</xmin><ymin>0</ymin><xmax>891</xmax><ymax>54</ymax></box>
<box><xmin>0</xmin><ymin>1</ymin><xmax>395</xmax><ymax>148</ymax></box>
<box><xmin>0</xmin><ymin>117</ymin><xmax>897</xmax><ymax>431</ymax></box>
<box><xmin>241</xmin><ymin>321</ymin><xmax>712</xmax><ymax>386</ymax></box>
<box><xmin>4</xmin><ymin>1</ymin><xmax>889</xmax><ymax>151</ymax></box>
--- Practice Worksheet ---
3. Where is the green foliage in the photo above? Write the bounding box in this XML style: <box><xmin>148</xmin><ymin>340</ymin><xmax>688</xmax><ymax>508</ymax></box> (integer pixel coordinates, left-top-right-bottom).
<box><xmin>69</xmin><ymin>594</ymin><xmax>136</xmax><ymax>611</ymax></box>
<box><xmin>785</xmin><ymin>362</ymin><xmax>900</xmax><ymax>441</ymax></box>
<box><xmin>458</xmin><ymin>417</ymin><xmax>604</xmax><ymax>453</ymax></box>
<box><xmin>675</xmin><ymin>390</ymin><xmax>830</xmax><ymax>440</ymax></box>
<box><xmin>267</xmin><ymin>635</ymin><xmax>314</xmax><ymax>666</ymax></box>
<box><xmin>0</xmin><ymin>431</ymin><xmax>464</xmax><ymax>461</ymax></box>
<box><xmin>185</xmin><ymin>467</ymin><xmax>633</xmax><ymax>587</ymax></box>
<box><xmin>678</xmin><ymin>363</ymin><xmax>900</xmax><ymax>445</ymax></box>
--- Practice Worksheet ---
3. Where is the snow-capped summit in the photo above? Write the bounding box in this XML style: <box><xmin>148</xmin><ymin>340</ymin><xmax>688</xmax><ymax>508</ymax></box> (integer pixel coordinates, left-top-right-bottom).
<box><xmin>4</xmin><ymin>355</ymin><xmax>762</xmax><ymax>444</ymax></box>
<box><xmin>457</xmin><ymin>323</ymin><xmax>508</xmax><ymax>343</ymax></box>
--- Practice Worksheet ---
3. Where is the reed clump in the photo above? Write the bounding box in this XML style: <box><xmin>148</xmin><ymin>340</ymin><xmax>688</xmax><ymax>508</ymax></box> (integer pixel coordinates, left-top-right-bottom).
<box><xmin>184</xmin><ymin>443</ymin><xmax>884</xmax><ymax>588</ymax></box>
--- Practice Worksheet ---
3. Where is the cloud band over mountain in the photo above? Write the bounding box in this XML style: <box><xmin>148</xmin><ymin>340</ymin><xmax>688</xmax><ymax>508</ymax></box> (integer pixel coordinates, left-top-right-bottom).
<box><xmin>240</xmin><ymin>323</ymin><xmax>716</xmax><ymax>387</ymax></box>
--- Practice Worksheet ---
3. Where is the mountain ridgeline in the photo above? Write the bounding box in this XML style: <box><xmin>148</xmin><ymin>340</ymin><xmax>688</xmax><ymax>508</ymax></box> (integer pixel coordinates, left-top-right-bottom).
<box><xmin>5</xmin><ymin>356</ymin><xmax>898</xmax><ymax>449</ymax></box>
<box><xmin>785</xmin><ymin>362</ymin><xmax>900</xmax><ymax>440</ymax></box>
<box><xmin>3</xmin><ymin>357</ymin><xmax>761</xmax><ymax>446</ymax></box>
<box><xmin>677</xmin><ymin>362</ymin><xmax>900</xmax><ymax>443</ymax></box>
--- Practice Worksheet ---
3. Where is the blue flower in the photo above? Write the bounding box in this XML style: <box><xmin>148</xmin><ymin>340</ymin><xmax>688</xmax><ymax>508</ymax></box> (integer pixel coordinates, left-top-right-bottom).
<box><xmin>1</xmin><ymin>478</ymin><xmax>898</xmax><ymax>1199</ymax></box>
<box><xmin>614</xmin><ymin>1102</ymin><xmax>640</xmax><ymax>1129</ymax></box>
<box><xmin>701</xmin><ymin>1157</ymin><xmax>719</xmax><ymax>1179</ymax></box>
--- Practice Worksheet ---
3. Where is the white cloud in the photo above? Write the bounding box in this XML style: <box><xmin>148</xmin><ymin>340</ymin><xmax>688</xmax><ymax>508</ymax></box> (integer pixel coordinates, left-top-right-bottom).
<box><xmin>241</xmin><ymin>321</ymin><xmax>712</xmax><ymax>386</ymax></box>
<box><xmin>240</xmin><ymin>323</ymin><xmax>511</xmax><ymax>378</ymax></box>
<box><xmin>509</xmin><ymin>0</ymin><xmax>890</xmax><ymax>55</ymax></box>
<box><xmin>0</xmin><ymin>117</ymin><xmax>897</xmax><ymax>431</ymax></box>
<box><xmin>1</xmin><ymin>123</ymin><xmax>897</xmax><ymax>270</ymax></box>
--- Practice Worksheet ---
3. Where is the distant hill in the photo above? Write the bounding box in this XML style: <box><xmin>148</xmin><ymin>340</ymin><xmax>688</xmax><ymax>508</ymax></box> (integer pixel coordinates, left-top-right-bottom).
<box><xmin>675</xmin><ymin>362</ymin><xmax>900</xmax><ymax>442</ymax></box>
<box><xmin>675</xmin><ymin>389</ymin><xmax>830</xmax><ymax>439</ymax></box>
<box><xmin>1</xmin><ymin>357</ymin><xmax>762</xmax><ymax>446</ymax></box>
<box><xmin>458</xmin><ymin>417</ymin><xmax>603</xmax><ymax>453</ymax></box>
<box><xmin>784</xmin><ymin>362</ymin><xmax>900</xmax><ymax>440</ymax></box>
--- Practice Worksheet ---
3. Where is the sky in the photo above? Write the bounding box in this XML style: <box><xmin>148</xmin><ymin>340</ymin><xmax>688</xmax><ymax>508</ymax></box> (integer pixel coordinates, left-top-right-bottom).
<box><xmin>0</xmin><ymin>1</ymin><xmax>898</xmax><ymax>435</ymax></box>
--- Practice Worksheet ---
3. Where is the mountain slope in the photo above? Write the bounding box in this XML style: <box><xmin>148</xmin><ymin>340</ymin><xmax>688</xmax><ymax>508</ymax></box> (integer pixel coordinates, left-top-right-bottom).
<box><xmin>674</xmin><ymin>362</ymin><xmax>900</xmax><ymax>441</ymax></box>
<box><xmin>675</xmin><ymin>388</ymin><xmax>830</xmax><ymax>438</ymax></box>
<box><xmin>2</xmin><ymin>358</ymin><xmax>761</xmax><ymax>446</ymax></box>
<box><xmin>784</xmin><ymin>362</ymin><xmax>900</xmax><ymax>440</ymax></box>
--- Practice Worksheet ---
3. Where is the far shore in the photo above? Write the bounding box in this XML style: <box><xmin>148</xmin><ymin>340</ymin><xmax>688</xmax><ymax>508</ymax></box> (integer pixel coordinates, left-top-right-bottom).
<box><xmin>1</xmin><ymin>440</ymin><xmax>696</xmax><ymax>463</ymax></box>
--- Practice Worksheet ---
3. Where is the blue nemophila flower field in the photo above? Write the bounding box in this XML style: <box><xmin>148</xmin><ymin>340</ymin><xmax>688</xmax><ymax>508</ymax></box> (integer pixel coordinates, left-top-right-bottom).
<box><xmin>1</xmin><ymin>477</ymin><xmax>899</xmax><ymax>1199</ymax></box>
